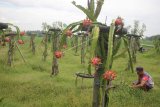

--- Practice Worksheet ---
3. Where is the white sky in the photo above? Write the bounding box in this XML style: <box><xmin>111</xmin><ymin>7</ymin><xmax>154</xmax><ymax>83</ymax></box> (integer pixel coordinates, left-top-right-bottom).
<box><xmin>0</xmin><ymin>0</ymin><xmax>160</xmax><ymax>36</ymax></box>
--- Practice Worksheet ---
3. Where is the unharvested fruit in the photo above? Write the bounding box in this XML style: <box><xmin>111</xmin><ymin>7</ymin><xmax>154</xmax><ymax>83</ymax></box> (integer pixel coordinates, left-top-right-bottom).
<box><xmin>54</xmin><ymin>51</ymin><xmax>63</xmax><ymax>58</ymax></box>
<box><xmin>18</xmin><ymin>40</ymin><xmax>24</xmax><ymax>44</ymax></box>
<box><xmin>103</xmin><ymin>70</ymin><xmax>116</xmax><ymax>80</ymax></box>
<box><xmin>91</xmin><ymin>57</ymin><xmax>101</xmax><ymax>66</ymax></box>
<box><xmin>20</xmin><ymin>31</ymin><xmax>25</xmax><ymax>36</ymax></box>
<box><xmin>5</xmin><ymin>37</ymin><xmax>10</xmax><ymax>42</ymax></box>
<box><xmin>83</xmin><ymin>18</ymin><xmax>92</xmax><ymax>27</ymax></box>
<box><xmin>115</xmin><ymin>17</ymin><xmax>123</xmax><ymax>26</ymax></box>
<box><xmin>65</xmin><ymin>30</ymin><xmax>72</xmax><ymax>37</ymax></box>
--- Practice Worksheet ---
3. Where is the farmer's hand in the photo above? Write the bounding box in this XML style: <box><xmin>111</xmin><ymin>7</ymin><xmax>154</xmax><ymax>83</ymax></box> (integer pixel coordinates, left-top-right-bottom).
<box><xmin>130</xmin><ymin>84</ymin><xmax>136</xmax><ymax>88</ymax></box>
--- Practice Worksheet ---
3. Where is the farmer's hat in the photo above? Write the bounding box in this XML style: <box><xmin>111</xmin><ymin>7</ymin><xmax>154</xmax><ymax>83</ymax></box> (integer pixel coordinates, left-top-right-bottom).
<box><xmin>136</xmin><ymin>66</ymin><xmax>144</xmax><ymax>72</ymax></box>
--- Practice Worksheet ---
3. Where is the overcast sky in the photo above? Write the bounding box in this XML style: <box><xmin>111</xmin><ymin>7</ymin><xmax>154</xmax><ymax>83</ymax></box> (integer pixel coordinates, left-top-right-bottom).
<box><xmin>0</xmin><ymin>0</ymin><xmax>160</xmax><ymax>36</ymax></box>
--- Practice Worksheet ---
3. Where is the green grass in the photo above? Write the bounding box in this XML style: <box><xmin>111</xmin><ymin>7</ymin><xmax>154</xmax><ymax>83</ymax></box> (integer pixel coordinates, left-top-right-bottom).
<box><xmin>141</xmin><ymin>39</ymin><xmax>153</xmax><ymax>45</ymax></box>
<box><xmin>0</xmin><ymin>37</ymin><xmax>160</xmax><ymax>107</ymax></box>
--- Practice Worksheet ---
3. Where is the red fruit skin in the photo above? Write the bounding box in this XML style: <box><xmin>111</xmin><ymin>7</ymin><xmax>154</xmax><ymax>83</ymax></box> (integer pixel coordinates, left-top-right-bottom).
<box><xmin>91</xmin><ymin>57</ymin><xmax>101</xmax><ymax>66</ymax></box>
<box><xmin>54</xmin><ymin>51</ymin><xmax>62</xmax><ymax>59</ymax></box>
<box><xmin>103</xmin><ymin>70</ymin><xmax>116</xmax><ymax>80</ymax></box>
<box><xmin>5</xmin><ymin>37</ymin><xmax>10</xmax><ymax>42</ymax></box>
<box><xmin>20</xmin><ymin>32</ymin><xmax>25</xmax><ymax>36</ymax></box>
<box><xmin>66</xmin><ymin>30</ymin><xmax>72</xmax><ymax>37</ymax></box>
<box><xmin>115</xmin><ymin>18</ymin><xmax>123</xmax><ymax>26</ymax></box>
<box><xmin>18</xmin><ymin>40</ymin><xmax>24</xmax><ymax>44</ymax></box>
<box><xmin>83</xmin><ymin>19</ymin><xmax>92</xmax><ymax>27</ymax></box>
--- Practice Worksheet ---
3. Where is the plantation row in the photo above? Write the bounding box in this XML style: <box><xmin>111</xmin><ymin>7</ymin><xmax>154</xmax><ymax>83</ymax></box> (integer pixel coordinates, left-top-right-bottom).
<box><xmin>0</xmin><ymin>0</ymin><xmax>159</xmax><ymax>107</ymax></box>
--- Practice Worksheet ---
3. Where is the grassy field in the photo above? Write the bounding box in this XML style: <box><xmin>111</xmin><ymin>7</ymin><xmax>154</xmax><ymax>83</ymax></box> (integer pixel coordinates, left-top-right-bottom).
<box><xmin>0</xmin><ymin>37</ymin><xmax>160</xmax><ymax>107</ymax></box>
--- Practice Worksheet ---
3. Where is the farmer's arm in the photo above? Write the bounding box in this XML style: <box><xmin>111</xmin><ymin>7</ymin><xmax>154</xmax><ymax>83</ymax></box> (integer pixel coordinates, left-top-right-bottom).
<box><xmin>136</xmin><ymin>76</ymin><xmax>141</xmax><ymax>85</ymax></box>
<box><xmin>132</xmin><ymin>80</ymin><xmax>147</xmax><ymax>88</ymax></box>
<box><xmin>132</xmin><ymin>76</ymin><xmax>141</xmax><ymax>85</ymax></box>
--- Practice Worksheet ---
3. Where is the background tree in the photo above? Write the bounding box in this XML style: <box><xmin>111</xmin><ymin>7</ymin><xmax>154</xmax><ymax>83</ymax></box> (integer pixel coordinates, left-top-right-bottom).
<box><xmin>153</xmin><ymin>37</ymin><xmax>160</xmax><ymax>54</ymax></box>
<box><xmin>126</xmin><ymin>21</ymin><xmax>146</xmax><ymax>70</ymax></box>
<box><xmin>42</xmin><ymin>22</ymin><xmax>53</xmax><ymax>61</ymax></box>
<box><xmin>30</xmin><ymin>34</ymin><xmax>36</xmax><ymax>55</ymax></box>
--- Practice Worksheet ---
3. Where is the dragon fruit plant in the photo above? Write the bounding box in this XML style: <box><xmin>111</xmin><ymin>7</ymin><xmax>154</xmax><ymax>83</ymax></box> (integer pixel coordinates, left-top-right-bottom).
<box><xmin>58</xmin><ymin>0</ymin><xmax>139</xmax><ymax>107</ymax></box>
<box><xmin>0</xmin><ymin>23</ymin><xmax>25</xmax><ymax>66</ymax></box>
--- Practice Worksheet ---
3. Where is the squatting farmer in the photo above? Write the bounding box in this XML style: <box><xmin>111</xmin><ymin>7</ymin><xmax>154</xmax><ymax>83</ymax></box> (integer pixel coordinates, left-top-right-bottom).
<box><xmin>131</xmin><ymin>67</ymin><xmax>154</xmax><ymax>91</ymax></box>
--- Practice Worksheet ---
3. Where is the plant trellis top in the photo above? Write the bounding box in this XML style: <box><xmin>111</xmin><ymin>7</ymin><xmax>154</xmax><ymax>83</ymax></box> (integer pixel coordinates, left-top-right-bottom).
<box><xmin>72</xmin><ymin>0</ymin><xmax>104</xmax><ymax>22</ymax></box>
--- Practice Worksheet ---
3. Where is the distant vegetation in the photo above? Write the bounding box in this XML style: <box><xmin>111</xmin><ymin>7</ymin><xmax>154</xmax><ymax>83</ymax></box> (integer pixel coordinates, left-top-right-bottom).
<box><xmin>145</xmin><ymin>34</ymin><xmax>160</xmax><ymax>40</ymax></box>
<box><xmin>26</xmin><ymin>30</ymin><xmax>44</xmax><ymax>37</ymax></box>
<box><xmin>143</xmin><ymin>34</ymin><xmax>160</xmax><ymax>54</ymax></box>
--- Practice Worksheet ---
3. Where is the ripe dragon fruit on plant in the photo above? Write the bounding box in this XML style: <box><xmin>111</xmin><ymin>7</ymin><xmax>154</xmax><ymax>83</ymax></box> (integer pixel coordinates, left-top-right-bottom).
<box><xmin>20</xmin><ymin>31</ymin><xmax>25</xmax><ymax>36</ymax></box>
<box><xmin>5</xmin><ymin>37</ymin><xmax>10</xmax><ymax>42</ymax></box>
<box><xmin>18</xmin><ymin>40</ymin><xmax>24</xmax><ymax>44</ymax></box>
<box><xmin>54</xmin><ymin>51</ymin><xmax>63</xmax><ymax>59</ymax></box>
<box><xmin>65</xmin><ymin>29</ymin><xmax>72</xmax><ymax>37</ymax></box>
<box><xmin>82</xmin><ymin>18</ymin><xmax>92</xmax><ymax>27</ymax></box>
<box><xmin>91</xmin><ymin>57</ymin><xmax>101</xmax><ymax>66</ymax></box>
<box><xmin>103</xmin><ymin>70</ymin><xmax>116</xmax><ymax>80</ymax></box>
